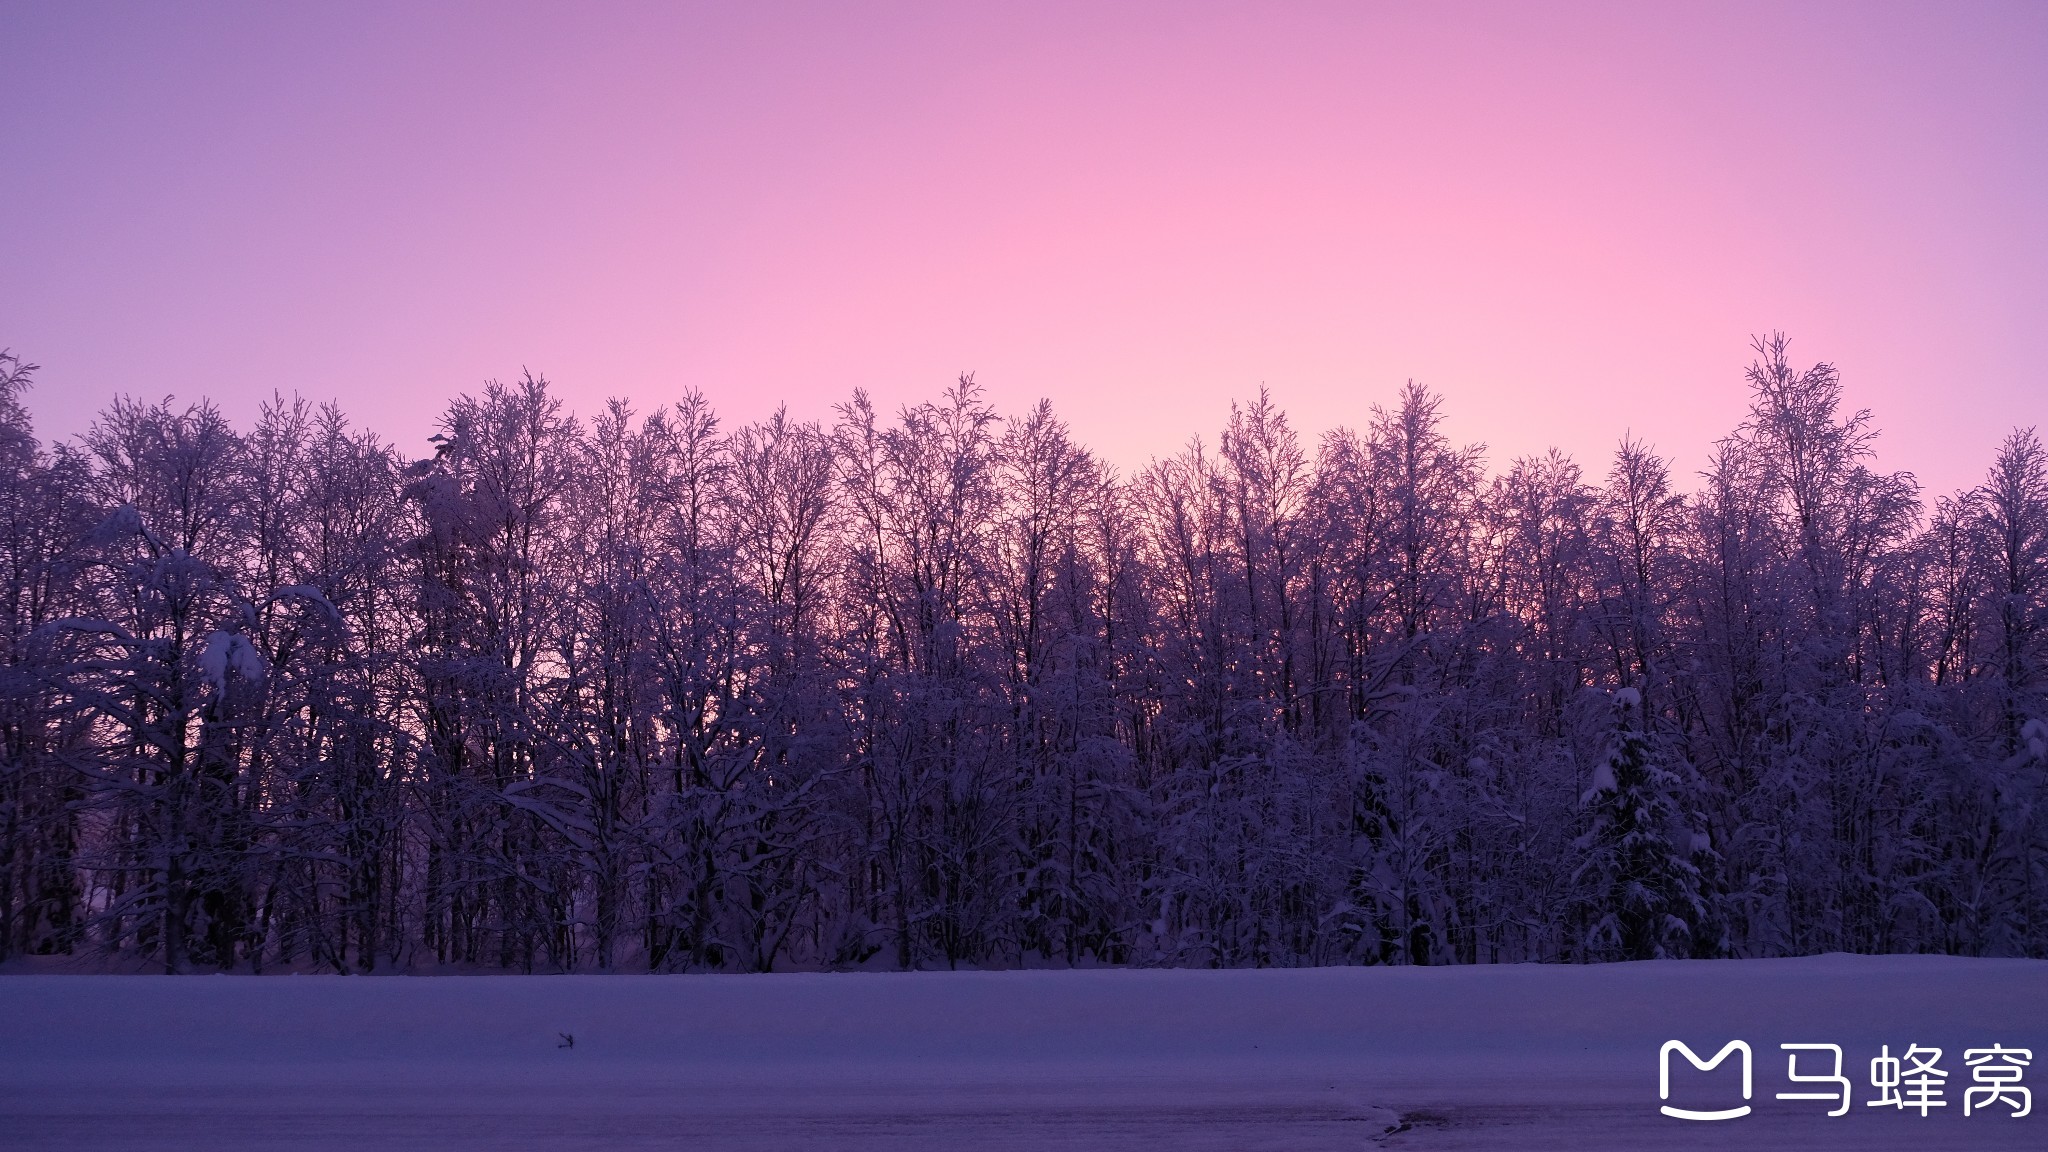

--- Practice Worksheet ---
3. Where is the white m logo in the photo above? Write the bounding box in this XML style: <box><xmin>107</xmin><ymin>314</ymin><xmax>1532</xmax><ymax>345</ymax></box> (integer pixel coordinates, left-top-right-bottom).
<box><xmin>1660</xmin><ymin>1040</ymin><xmax>1752</xmax><ymax>1120</ymax></box>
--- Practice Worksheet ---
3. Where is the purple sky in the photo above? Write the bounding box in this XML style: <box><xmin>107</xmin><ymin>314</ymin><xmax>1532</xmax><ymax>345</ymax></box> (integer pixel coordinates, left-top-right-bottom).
<box><xmin>4</xmin><ymin>1</ymin><xmax>2044</xmax><ymax>497</ymax></box>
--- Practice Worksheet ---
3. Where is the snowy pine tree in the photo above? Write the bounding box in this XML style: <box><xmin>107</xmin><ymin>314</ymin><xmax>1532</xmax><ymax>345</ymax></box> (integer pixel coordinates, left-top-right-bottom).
<box><xmin>1576</xmin><ymin>688</ymin><xmax>1707</xmax><ymax>961</ymax></box>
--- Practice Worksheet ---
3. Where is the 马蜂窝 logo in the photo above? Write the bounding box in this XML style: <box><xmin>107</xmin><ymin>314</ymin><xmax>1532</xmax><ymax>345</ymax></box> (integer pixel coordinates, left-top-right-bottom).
<box><xmin>1660</xmin><ymin>1040</ymin><xmax>1753</xmax><ymax>1120</ymax></box>
<box><xmin>1660</xmin><ymin>1040</ymin><xmax>2030</xmax><ymax>1120</ymax></box>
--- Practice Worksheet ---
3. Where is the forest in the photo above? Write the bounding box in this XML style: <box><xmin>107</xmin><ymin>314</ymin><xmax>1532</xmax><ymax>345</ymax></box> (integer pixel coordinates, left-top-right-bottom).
<box><xmin>0</xmin><ymin>334</ymin><xmax>2041</xmax><ymax>974</ymax></box>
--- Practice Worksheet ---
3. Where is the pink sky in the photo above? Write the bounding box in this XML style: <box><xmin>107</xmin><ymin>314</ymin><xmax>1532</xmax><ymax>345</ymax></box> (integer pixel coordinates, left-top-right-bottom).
<box><xmin>4</xmin><ymin>1</ymin><xmax>2044</xmax><ymax>497</ymax></box>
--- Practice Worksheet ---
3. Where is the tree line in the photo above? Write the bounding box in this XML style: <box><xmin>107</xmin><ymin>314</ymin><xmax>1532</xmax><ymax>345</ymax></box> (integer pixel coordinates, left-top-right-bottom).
<box><xmin>0</xmin><ymin>334</ymin><xmax>2042</xmax><ymax>973</ymax></box>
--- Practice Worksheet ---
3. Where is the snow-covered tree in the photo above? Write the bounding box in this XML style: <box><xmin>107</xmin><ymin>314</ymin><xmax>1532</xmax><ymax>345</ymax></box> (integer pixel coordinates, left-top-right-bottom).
<box><xmin>0</xmin><ymin>333</ymin><xmax>2041</xmax><ymax>971</ymax></box>
<box><xmin>1576</xmin><ymin>688</ymin><xmax>1707</xmax><ymax>961</ymax></box>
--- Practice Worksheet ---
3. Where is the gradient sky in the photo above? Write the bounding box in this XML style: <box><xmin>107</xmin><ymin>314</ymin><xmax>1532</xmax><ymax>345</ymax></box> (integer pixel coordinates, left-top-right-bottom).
<box><xmin>3</xmin><ymin>1</ymin><xmax>2044</xmax><ymax>497</ymax></box>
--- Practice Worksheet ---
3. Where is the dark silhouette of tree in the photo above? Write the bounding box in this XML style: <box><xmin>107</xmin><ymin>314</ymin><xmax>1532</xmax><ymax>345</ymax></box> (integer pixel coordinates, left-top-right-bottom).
<box><xmin>0</xmin><ymin>334</ymin><xmax>2041</xmax><ymax>971</ymax></box>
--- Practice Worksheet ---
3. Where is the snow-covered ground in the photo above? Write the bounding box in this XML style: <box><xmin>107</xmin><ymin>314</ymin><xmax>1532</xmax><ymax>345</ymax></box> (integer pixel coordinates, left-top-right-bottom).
<box><xmin>3</xmin><ymin>955</ymin><xmax>2044</xmax><ymax>1150</ymax></box>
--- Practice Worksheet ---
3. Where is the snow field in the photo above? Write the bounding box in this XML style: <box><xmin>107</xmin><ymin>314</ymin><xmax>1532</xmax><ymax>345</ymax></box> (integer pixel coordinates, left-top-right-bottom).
<box><xmin>3</xmin><ymin>954</ymin><xmax>2045</xmax><ymax>1149</ymax></box>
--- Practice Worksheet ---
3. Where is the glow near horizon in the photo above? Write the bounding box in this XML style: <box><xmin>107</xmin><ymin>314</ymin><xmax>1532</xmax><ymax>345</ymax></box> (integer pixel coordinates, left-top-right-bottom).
<box><xmin>2</xmin><ymin>1</ymin><xmax>2043</xmax><ymax>498</ymax></box>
